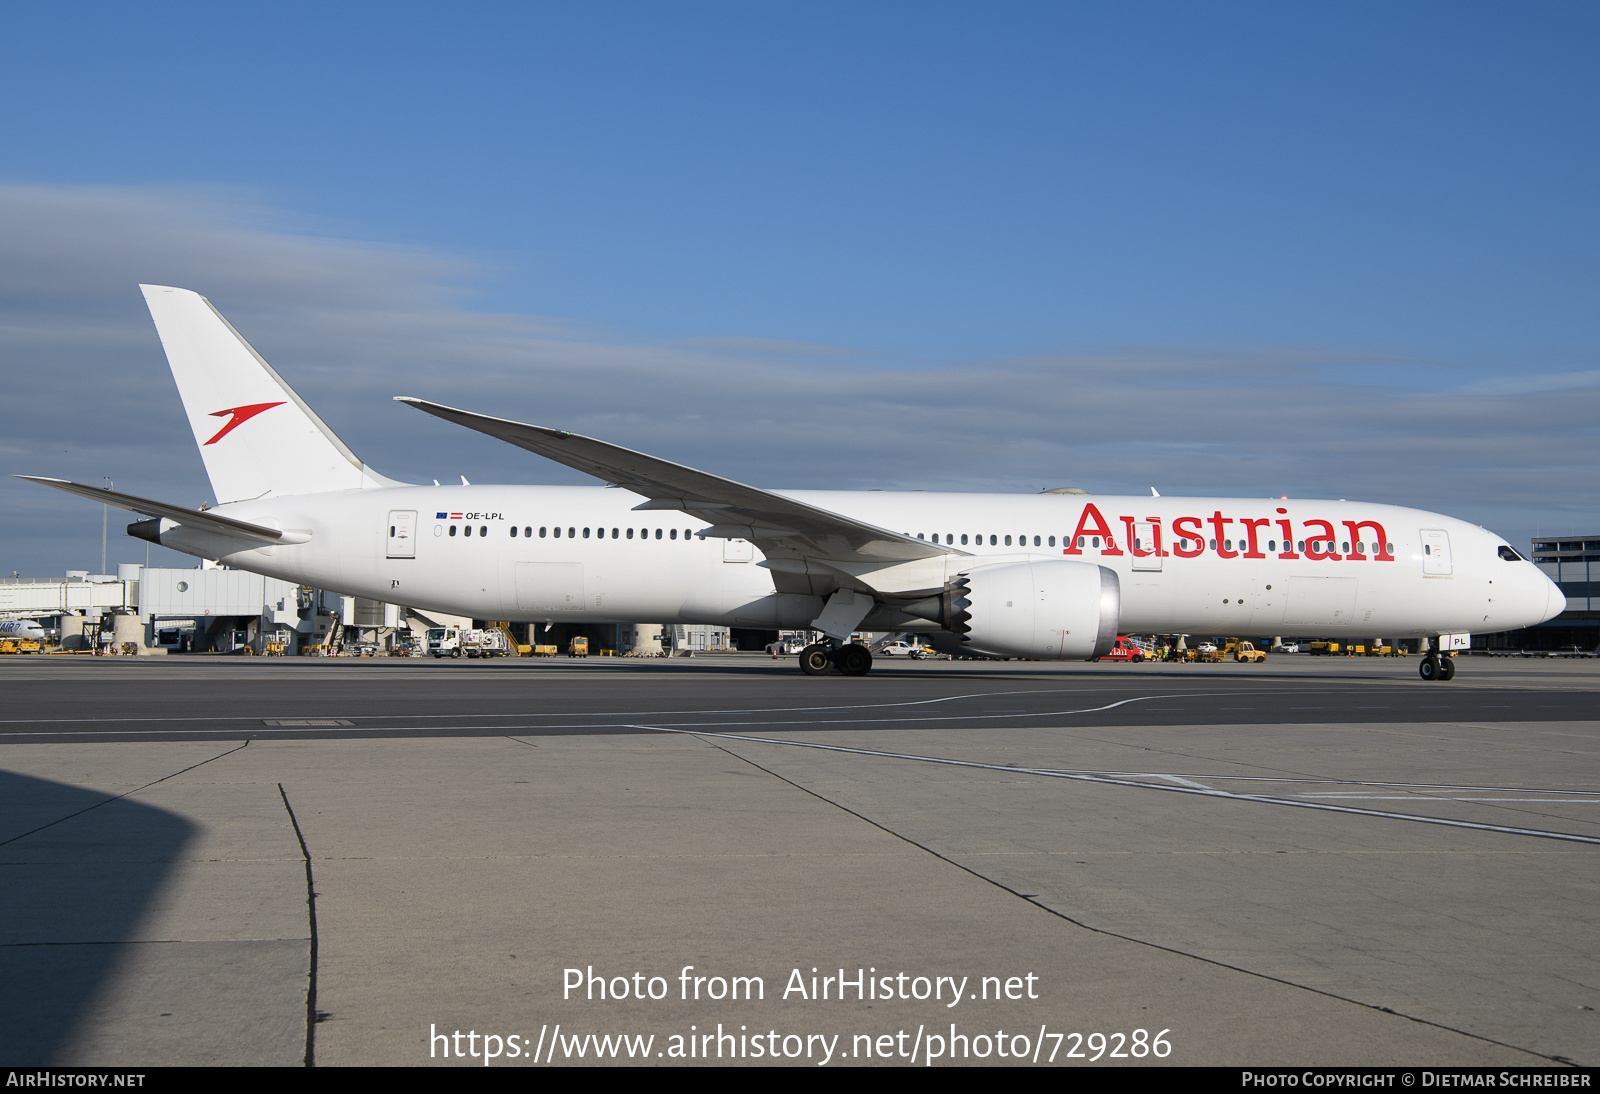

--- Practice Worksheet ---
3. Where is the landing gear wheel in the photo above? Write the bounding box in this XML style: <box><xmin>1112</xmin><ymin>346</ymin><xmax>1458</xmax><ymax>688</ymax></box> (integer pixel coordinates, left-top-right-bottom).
<box><xmin>835</xmin><ymin>644</ymin><xmax>873</xmax><ymax>677</ymax></box>
<box><xmin>1419</xmin><ymin>656</ymin><xmax>1439</xmax><ymax>681</ymax></box>
<box><xmin>1439</xmin><ymin>656</ymin><xmax>1456</xmax><ymax>681</ymax></box>
<box><xmin>799</xmin><ymin>643</ymin><xmax>833</xmax><ymax>676</ymax></box>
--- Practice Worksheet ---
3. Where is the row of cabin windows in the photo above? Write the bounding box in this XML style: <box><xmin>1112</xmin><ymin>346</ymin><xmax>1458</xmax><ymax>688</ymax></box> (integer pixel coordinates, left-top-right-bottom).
<box><xmin>429</xmin><ymin>523</ymin><xmax>1394</xmax><ymax>557</ymax></box>
<box><xmin>439</xmin><ymin>524</ymin><xmax>696</xmax><ymax>540</ymax></box>
<box><xmin>911</xmin><ymin>533</ymin><xmax>1066</xmax><ymax>547</ymax></box>
<box><xmin>1175</xmin><ymin>539</ymin><xmax>1395</xmax><ymax>555</ymax></box>
<box><xmin>908</xmin><ymin>532</ymin><xmax>1395</xmax><ymax>555</ymax></box>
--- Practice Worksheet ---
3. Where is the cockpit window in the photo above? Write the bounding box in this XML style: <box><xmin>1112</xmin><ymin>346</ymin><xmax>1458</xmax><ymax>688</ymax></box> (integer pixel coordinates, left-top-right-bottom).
<box><xmin>1498</xmin><ymin>545</ymin><xmax>1524</xmax><ymax>561</ymax></box>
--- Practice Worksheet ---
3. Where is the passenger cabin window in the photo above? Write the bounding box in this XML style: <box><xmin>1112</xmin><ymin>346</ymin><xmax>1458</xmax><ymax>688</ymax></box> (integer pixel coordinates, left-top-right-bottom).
<box><xmin>989</xmin><ymin>535</ymin><xmax>997</xmax><ymax>546</ymax></box>
<box><xmin>540</xmin><ymin>527</ymin><xmax>548</xmax><ymax>537</ymax></box>
<box><xmin>509</xmin><ymin>526</ymin><xmax>517</xmax><ymax>537</ymax></box>
<box><xmin>525</xmin><ymin>527</ymin><xmax>532</xmax><ymax>537</ymax></box>
<box><xmin>464</xmin><ymin>526</ymin><xmax>472</xmax><ymax>537</ymax></box>
<box><xmin>627</xmin><ymin>528</ymin><xmax>634</xmax><ymax>539</ymax></box>
<box><xmin>655</xmin><ymin>529</ymin><xmax>662</xmax><ymax>539</ymax></box>
<box><xmin>449</xmin><ymin>525</ymin><xmax>457</xmax><ymax>537</ymax></box>
<box><xmin>480</xmin><ymin>526</ymin><xmax>487</xmax><ymax>537</ymax></box>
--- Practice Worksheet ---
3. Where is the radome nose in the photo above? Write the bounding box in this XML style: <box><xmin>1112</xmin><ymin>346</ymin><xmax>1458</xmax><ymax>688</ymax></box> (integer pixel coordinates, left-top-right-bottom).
<box><xmin>1545</xmin><ymin>576</ymin><xmax>1567</xmax><ymax>623</ymax></box>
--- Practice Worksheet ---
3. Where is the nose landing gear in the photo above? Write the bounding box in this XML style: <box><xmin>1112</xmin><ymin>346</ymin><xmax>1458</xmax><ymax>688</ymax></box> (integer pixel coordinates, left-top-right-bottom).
<box><xmin>1418</xmin><ymin>640</ymin><xmax>1457</xmax><ymax>682</ymax></box>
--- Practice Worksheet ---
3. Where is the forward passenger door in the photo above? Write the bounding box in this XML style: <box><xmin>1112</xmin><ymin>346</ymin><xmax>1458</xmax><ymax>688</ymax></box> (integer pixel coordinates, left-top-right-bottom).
<box><xmin>1132</xmin><ymin>521</ymin><xmax>1161</xmax><ymax>571</ymax></box>
<box><xmin>1420</xmin><ymin>530</ymin><xmax>1453</xmax><ymax>576</ymax></box>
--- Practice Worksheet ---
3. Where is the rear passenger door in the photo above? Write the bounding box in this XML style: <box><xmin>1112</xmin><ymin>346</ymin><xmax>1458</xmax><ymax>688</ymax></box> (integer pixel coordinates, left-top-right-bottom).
<box><xmin>386</xmin><ymin>510</ymin><xmax>417</xmax><ymax>558</ymax></box>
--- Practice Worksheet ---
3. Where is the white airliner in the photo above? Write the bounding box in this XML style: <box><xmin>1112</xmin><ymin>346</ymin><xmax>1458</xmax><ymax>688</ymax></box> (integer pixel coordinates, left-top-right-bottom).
<box><xmin>0</xmin><ymin>620</ymin><xmax>46</xmax><ymax>641</ymax></box>
<box><xmin>19</xmin><ymin>286</ymin><xmax>1565</xmax><ymax>680</ymax></box>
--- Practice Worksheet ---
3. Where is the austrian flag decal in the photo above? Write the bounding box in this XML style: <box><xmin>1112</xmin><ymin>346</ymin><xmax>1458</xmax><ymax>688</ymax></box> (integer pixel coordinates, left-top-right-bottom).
<box><xmin>204</xmin><ymin>401</ymin><xmax>285</xmax><ymax>445</ymax></box>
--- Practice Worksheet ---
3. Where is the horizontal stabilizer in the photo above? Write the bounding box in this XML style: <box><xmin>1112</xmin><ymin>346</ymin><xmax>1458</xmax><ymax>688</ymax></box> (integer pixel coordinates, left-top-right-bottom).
<box><xmin>15</xmin><ymin>476</ymin><xmax>288</xmax><ymax>544</ymax></box>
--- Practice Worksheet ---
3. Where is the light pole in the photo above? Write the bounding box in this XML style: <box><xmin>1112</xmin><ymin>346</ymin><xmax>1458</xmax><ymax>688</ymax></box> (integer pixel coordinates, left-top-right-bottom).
<box><xmin>101</xmin><ymin>478</ymin><xmax>112</xmax><ymax>575</ymax></box>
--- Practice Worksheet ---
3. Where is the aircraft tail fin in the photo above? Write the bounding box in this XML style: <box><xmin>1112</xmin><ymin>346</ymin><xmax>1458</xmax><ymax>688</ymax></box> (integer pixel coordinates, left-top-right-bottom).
<box><xmin>140</xmin><ymin>285</ymin><xmax>401</xmax><ymax>503</ymax></box>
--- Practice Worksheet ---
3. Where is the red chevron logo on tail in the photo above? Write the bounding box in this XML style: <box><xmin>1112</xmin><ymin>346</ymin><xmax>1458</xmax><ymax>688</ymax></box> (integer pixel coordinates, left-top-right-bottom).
<box><xmin>204</xmin><ymin>401</ymin><xmax>285</xmax><ymax>445</ymax></box>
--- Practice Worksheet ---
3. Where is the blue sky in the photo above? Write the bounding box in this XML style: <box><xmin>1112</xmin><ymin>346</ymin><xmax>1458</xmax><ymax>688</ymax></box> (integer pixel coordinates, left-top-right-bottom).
<box><xmin>2</xmin><ymin>3</ymin><xmax>1598</xmax><ymax>574</ymax></box>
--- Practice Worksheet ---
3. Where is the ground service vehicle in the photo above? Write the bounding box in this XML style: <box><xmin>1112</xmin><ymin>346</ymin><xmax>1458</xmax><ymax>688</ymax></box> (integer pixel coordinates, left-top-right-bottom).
<box><xmin>427</xmin><ymin>627</ymin><xmax>508</xmax><ymax>658</ymax></box>
<box><xmin>1098</xmin><ymin>636</ymin><xmax>1146</xmax><ymax>662</ymax></box>
<box><xmin>1226</xmin><ymin>640</ymin><xmax>1266</xmax><ymax>663</ymax></box>
<box><xmin>879</xmin><ymin>640</ymin><xmax>930</xmax><ymax>658</ymax></box>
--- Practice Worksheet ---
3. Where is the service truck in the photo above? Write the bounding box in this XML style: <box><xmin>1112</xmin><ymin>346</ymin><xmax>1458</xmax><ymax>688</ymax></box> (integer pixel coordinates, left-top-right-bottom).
<box><xmin>427</xmin><ymin>627</ymin><xmax>509</xmax><ymax>658</ymax></box>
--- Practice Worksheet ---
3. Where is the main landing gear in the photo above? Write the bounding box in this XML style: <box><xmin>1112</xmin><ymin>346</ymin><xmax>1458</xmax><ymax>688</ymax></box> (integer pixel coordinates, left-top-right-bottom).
<box><xmin>798</xmin><ymin>642</ymin><xmax>874</xmax><ymax>677</ymax></box>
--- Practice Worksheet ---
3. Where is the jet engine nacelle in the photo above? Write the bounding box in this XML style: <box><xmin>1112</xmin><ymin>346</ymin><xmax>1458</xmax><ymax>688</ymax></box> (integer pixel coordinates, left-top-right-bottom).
<box><xmin>931</xmin><ymin>560</ymin><xmax>1120</xmax><ymax>660</ymax></box>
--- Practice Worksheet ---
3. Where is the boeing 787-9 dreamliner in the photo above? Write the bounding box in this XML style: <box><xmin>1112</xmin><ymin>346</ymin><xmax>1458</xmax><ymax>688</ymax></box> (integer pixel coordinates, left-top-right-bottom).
<box><xmin>19</xmin><ymin>286</ymin><xmax>1565</xmax><ymax>679</ymax></box>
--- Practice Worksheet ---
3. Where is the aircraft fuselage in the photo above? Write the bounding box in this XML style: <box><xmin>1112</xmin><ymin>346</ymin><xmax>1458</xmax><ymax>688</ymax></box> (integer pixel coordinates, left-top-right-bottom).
<box><xmin>152</xmin><ymin>486</ymin><xmax>1560</xmax><ymax>639</ymax></box>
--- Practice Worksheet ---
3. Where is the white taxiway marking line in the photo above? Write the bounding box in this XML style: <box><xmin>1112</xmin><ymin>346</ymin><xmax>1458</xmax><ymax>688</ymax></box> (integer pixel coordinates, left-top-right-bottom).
<box><xmin>632</xmin><ymin>725</ymin><xmax>1600</xmax><ymax>847</ymax></box>
<box><xmin>0</xmin><ymin>692</ymin><xmax>1222</xmax><ymax>735</ymax></box>
<box><xmin>1296</xmin><ymin>795</ymin><xmax>1599</xmax><ymax>803</ymax></box>
<box><xmin>0</xmin><ymin>687</ymin><xmax>1121</xmax><ymax>726</ymax></box>
<box><xmin>1157</xmin><ymin>774</ymin><xmax>1216</xmax><ymax>791</ymax></box>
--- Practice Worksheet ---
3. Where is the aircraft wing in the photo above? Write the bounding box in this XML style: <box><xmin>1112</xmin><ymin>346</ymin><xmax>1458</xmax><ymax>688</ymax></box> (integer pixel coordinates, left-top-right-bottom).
<box><xmin>15</xmin><ymin>476</ymin><xmax>287</xmax><ymax>544</ymax></box>
<box><xmin>395</xmin><ymin>398</ymin><xmax>956</xmax><ymax>572</ymax></box>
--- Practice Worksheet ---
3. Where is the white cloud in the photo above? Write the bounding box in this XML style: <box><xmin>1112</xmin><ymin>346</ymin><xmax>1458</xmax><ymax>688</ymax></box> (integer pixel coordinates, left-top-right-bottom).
<box><xmin>2</xmin><ymin>183</ymin><xmax>1595</xmax><ymax>576</ymax></box>
<box><xmin>1457</xmin><ymin>369</ymin><xmax>1600</xmax><ymax>397</ymax></box>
